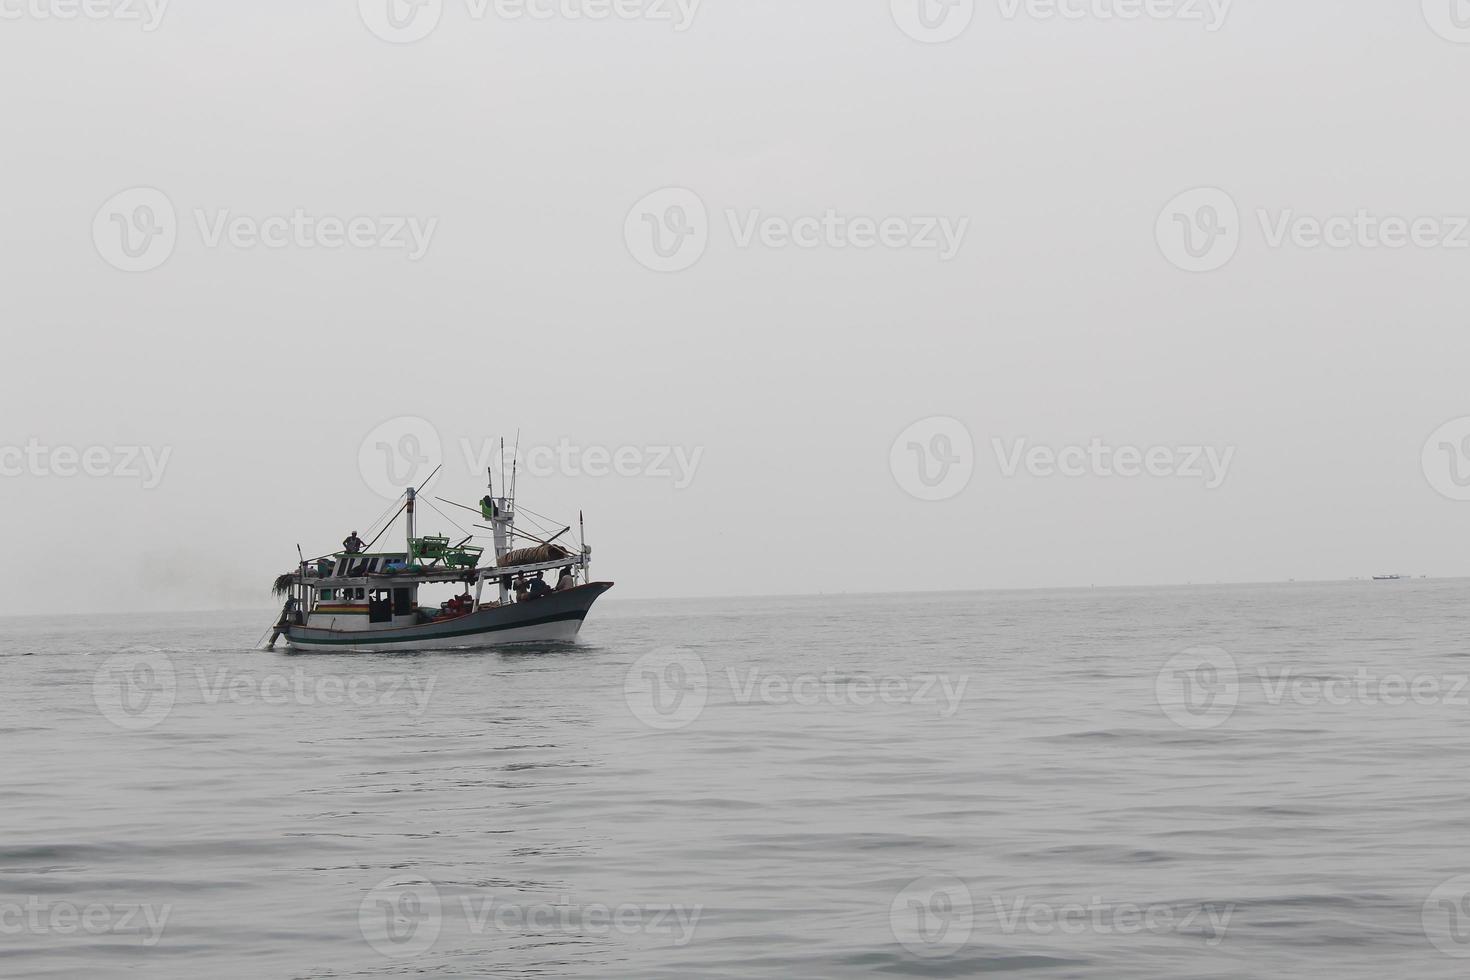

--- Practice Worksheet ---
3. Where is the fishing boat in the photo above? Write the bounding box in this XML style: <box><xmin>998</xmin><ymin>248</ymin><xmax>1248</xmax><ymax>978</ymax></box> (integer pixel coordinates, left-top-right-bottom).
<box><xmin>1372</xmin><ymin>574</ymin><xmax>1403</xmax><ymax>582</ymax></box>
<box><xmin>264</xmin><ymin>469</ymin><xmax>612</xmax><ymax>652</ymax></box>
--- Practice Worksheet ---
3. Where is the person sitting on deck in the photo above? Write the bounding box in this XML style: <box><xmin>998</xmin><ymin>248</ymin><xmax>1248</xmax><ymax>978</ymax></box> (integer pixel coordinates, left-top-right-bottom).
<box><xmin>557</xmin><ymin>566</ymin><xmax>576</xmax><ymax>591</ymax></box>
<box><xmin>343</xmin><ymin>531</ymin><xmax>365</xmax><ymax>554</ymax></box>
<box><xmin>514</xmin><ymin>578</ymin><xmax>529</xmax><ymax>604</ymax></box>
<box><xmin>527</xmin><ymin>573</ymin><xmax>550</xmax><ymax>600</ymax></box>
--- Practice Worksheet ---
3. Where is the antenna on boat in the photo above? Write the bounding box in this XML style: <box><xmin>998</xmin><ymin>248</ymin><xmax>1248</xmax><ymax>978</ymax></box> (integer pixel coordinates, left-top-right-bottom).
<box><xmin>509</xmin><ymin>429</ymin><xmax>520</xmax><ymax>510</ymax></box>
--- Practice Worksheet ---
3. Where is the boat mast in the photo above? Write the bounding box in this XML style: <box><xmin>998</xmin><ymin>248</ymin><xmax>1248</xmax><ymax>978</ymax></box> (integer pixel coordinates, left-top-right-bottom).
<box><xmin>486</xmin><ymin>456</ymin><xmax>516</xmax><ymax>605</ymax></box>
<box><xmin>405</xmin><ymin>486</ymin><xmax>417</xmax><ymax>559</ymax></box>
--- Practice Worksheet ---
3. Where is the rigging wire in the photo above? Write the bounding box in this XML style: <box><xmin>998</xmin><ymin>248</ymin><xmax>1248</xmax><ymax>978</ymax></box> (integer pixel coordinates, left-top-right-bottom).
<box><xmin>421</xmin><ymin>496</ymin><xmax>473</xmax><ymax>539</ymax></box>
<box><xmin>362</xmin><ymin>501</ymin><xmax>409</xmax><ymax>553</ymax></box>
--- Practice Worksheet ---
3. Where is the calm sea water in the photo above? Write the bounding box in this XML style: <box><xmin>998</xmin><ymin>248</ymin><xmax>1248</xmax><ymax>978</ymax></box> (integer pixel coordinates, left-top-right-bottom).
<box><xmin>5</xmin><ymin>581</ymin><xmax>1470</xmax><ymax>978</ymax></box>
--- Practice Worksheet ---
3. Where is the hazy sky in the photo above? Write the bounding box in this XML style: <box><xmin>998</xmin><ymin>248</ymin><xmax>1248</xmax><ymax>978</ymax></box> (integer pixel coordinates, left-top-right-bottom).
<box><xmin>4</xmin><ymin>1</ymin><xmax>1470</xmax><ymax>614</ymax></box>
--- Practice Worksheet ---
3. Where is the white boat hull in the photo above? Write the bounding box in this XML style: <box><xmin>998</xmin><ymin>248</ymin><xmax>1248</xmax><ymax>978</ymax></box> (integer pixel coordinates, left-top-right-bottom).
<box><xmin>281</xmin><ymin>583</ymin><xmax>613</xmax><ymax>653</ymax></box>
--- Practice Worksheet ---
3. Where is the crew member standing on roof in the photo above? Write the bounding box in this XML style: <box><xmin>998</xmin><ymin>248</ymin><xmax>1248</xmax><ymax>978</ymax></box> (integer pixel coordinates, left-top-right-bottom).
<box><xmin>343</xmin><ymin>531</ymin><xmax>365</xmax><ymax>554</ymax></box>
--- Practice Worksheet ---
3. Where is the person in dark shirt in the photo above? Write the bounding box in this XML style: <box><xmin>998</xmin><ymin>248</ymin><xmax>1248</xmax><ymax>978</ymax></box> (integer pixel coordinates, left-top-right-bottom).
<box><xmin>527</xmin><ymin>573</ymin><xmax>550</xmax><ymax>600</ymax></box>
<box><xmin>343</xmin><ymin>531</ymin><xmax>365</xmax><ymax>554</ymax></box>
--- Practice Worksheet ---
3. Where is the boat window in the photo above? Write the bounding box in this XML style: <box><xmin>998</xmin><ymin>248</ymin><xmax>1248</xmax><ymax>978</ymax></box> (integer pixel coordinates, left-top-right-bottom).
<box><xmin>368</xmin><ymin>589</ymin><xmax>393</xmax><ymax>624</ymax></box>
<box><xmin>320</xmin><ymin>588</ymin><xmax>335</xmax><ymax>601</ymax></box>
